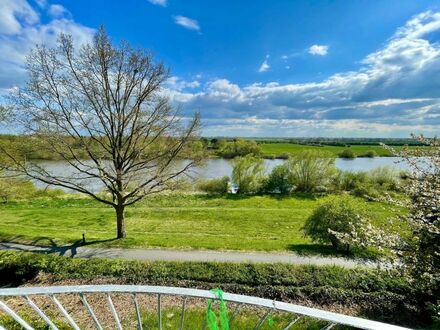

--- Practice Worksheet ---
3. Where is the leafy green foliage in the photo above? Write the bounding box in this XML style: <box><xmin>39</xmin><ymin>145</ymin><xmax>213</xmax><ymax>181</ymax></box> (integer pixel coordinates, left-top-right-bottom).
<box><xmin>332</xmin><ymin>171</ymin><xmax>368</xmax><ymax>192</ymax></box>
<box><xmin>261</xmin><ymin>164</ymin><xmax>293</xmax><ymax>194</ymax></box>
<box><xmin>339</xmin><ymin>149</ymin><xmax>356</xmax><ymax>159</ymax></box>
<box><xmin>232</xmin><ymin>155</ymin><xmax>265</xmax><ymax>193</ymax></box>
<box><xmin>218</xmin><ymin>139</ymin><xmax>261</xmax><ymax>158</ymax></box>
<box><xmin>364</xmin><ymin>150</ymin><xmax>377</xmax><ymax>158</ymax></box>
<box><xmin>367</xmin><ymin>166</ymin><xmax>400</xmax><ymax>188</ymax></box>
<box><xmin>285</xmin><ymin>151</ymin><xmax>336</xmax><ymax>192</ymax></box>
<box><xmin>303</xmin><ymin>196</ymin><xmax>371</xmax><ymax>251</ymax></box>
<box><xmin>197</xmin><ymin>176</ymin><xmax>229</xmax><ymax>194</ymax></box>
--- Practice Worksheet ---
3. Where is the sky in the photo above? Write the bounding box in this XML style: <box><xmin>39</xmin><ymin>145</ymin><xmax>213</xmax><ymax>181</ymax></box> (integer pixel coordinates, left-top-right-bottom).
<box><xmin>0</xmin><ymin>0</ymin><xmax>440</xmax><ymax>137</ymax></box>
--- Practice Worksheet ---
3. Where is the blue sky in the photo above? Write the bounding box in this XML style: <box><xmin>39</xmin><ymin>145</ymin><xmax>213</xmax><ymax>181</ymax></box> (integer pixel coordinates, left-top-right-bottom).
<box><xmin>1</xmin><ymin>0</ymin><xmax>440</xmax><ymax>137</ymax></box>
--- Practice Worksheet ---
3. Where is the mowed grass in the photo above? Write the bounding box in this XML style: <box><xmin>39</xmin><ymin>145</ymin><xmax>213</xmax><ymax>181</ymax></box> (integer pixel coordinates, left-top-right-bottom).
<box><xmin>260</xmin><ymin>143</ymin><xmax>399</xmax><ymax>157</ymax></box>
<box><xmin>0</xmin><ymin>193</ymin><xmax>400</xmax><ymax>255</ymax></box>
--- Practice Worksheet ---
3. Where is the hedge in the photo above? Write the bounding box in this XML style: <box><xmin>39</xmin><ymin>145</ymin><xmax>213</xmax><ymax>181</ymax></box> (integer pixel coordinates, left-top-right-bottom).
<box><xmin>0</xmin><ymin>251</ymin><xmax>429</xmax><ymax>327</ymax></box>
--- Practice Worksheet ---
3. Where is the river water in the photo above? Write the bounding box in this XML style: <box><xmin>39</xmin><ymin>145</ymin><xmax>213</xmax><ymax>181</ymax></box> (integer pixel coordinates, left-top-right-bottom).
<box><xmin>32</xmin><ymin>157</ymin><xmax>410</xmax><ymax>192</ymax></box>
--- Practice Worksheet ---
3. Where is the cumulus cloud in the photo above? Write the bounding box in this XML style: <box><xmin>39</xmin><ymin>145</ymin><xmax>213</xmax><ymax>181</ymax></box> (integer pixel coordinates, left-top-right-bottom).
<box><xmin>48</xmin><ymin>4</ymin><xmax>70</xmax><ymax>18</ymax></box>
<box><xmin>166</xmin><ymin>76</ymin><xmax>200</xmax><ymax>91</ymax></box>
<box><xmin>258</xmin><ymin>55</ymin><xmax>270</xmax><ymax>72</ymax></box>
<box><xmin>0</xmin><ymin>0</ymin><xmax>39</xmax><ymax>35</ymax></box>
<box><xmin>0</xmin><ymin>0</ymin><xmax>95</xmax><ymax>91</ymax></box>
<box><xmin>308</xmin><ymin>44</ymin><xmax>329</xmax><ymax>56</ymax></box>
<box><xmin>147</xmin><ymin>0</ymin><xmax>167</xmax><ymax>6</ymax></box>
<box><xmin>173</xmin><ymin>15</ymin><xmax>200</xmax><ymax>31</ymax></box>
<box><xmin>167</xmin><ymin>11</ymin><xmax>440</xmax><ymax>136</ymax></box>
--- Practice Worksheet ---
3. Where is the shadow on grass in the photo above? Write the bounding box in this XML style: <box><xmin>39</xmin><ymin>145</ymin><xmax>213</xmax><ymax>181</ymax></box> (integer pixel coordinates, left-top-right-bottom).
<box><xmin>287</xmin><ymin>243</ymin><xmax>382</xmax><ymax>261</ymax></box>
<box><xmin>0</xmin><ymin>235</ymin><xmax>118</xmax><ymax>258</ymax></box>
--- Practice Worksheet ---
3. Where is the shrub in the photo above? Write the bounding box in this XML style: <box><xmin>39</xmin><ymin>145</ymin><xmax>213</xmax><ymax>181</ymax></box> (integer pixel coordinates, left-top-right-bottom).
<box><xmin>351</xmin><ymin>183</ymin><xmax>380</xmax><ymax>199</ymax></box>
<box><xmin>261</xmin><ymin>164</ymin><xmax>292</xmax><ymax>194</ymax></box>
<box><xmin>197</xmin><ymin>176</ymin><xmax>229</xmax><ymax>194</ymax></box>
<box><xmin>0</xmin><ymin>251</ymin><xmax>426</xmax><ymax>327</ymax></box>
<box><xmin>332</xmin><ymin>170</ymin><xmax>368</xmax><ymax>192</ymax></box>
<box><xmin>232</xmin><ymin>155</ymin><xmax>265</xmax><ymax>193</ymax></box>
<box><xmin>286</xmin><ymin>151</ymin><xmax>336</xmax><ymax>192</ymax></box>
<box><xmin>364</xmin><ymin>150</ymin><xmax>376</xmax><ymax>158</ymax></box>
<box><xmin>303</xmin><ymin>196</ymin><xmax>370</xmax><ymax>251</ymax></box>
<box><xmin>277</xmin><ymin>153</ymin><xmax>289</xmax><ymax>159</ymax></box>
<box><xmin>218</xmin><ymin>139</ymin><xmax>261</xmax><ymax>158</ymax></box>
<box><xmin>339</xmin><ymin>149</ymin><xmax>356</xmax><ymax>159</ymax></box>
<box><xmin>367</xmin><ymin>166</ymin><xmax>400</xmax><ymax>189</ymax></box>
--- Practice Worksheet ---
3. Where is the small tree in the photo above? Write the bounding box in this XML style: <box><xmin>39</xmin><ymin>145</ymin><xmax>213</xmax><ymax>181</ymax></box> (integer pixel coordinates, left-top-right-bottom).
<box><xmin>339</xmin><ymin>149</ymin><xmax>356</xmax><ymax>159</ymax></box>
<box><xmin>364</xmin><ymin>150</ymin><xmax>376</xmax><ymax>158</ymax></box>
<box><xmin>232</xmin><ymin>155</ymin><xmax>264</xmax><ymax>193</ymax></box>
<box><xmin>261</xmin><ymin>164</ymin><xmax>292</xmax><ymax>194</ymax></box>
<box><xmin>286</xmin><ymin>151</ymin><xmax>336</xmax><ymax>192</ymax></box>
<box><xmin>219</xmin><ymin>139</ymin><xmax>261</xmax><ymax>158</ymax></box>
<box><xmin>303</xmin><ymin>196</ymin><xmax>370</xmax><ymax>251</ymax></box>
<box><xmin>0</xmin><ymin>28</ymin><xmax>200</xmax><ymax>239</ymax></box>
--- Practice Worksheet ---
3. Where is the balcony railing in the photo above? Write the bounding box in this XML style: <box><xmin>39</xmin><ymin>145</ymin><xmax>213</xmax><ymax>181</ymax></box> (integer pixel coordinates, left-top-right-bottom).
<box><xmin>0</xmin><ymin>285</ymin><xmax>410</xmax><ymax>329</ymax></box>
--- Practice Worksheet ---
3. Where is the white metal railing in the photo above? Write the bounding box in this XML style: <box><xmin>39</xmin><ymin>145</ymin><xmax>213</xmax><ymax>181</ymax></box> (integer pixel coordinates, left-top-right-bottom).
<box><xmin>0</xmin><ymin>285</ymin><xmax>411</xmax><ymax>330</ymax></box>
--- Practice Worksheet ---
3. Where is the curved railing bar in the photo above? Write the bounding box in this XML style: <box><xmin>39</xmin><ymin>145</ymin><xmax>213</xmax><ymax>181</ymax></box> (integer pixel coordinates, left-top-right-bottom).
<box><xmin>0</xmin><ymin>285</ymin><xmax>411</xmax><ymax>330</ymax></box>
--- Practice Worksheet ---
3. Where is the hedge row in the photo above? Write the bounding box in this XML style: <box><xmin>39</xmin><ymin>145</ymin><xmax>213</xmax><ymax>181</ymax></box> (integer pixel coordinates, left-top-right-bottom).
<box><xmin>0</xmin><ymin>252</ymin><xmax>428</xmax><ymax>327</ymax></box>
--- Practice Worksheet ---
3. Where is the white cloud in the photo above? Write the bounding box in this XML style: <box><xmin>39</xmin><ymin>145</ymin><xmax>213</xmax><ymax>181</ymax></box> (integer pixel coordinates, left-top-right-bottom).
<box><xmin>166</xmin><ymin>76</ymin><xmax>200</xmax><ymax>91</ymax></box>
<box><xmin>167</xmin><ymin>11</ymin><xmax>440</xmax><ymax>136</ymax></box>
<box><xmin>147</xmin><ymin>0</ymin><xmax>167</xmax><ymax>7</ymax></box>
<box><xmin>0</xmin><ymin>0</ymin><xmax>95</xmax><ymax>89</ymax></box>
<box><xmin>308</xmin><ymin>44</ymin><xmax>329</xmax><ymax>56</ymax></box>
<box><xmin>258</xmin><ymin>55</ymin><xmax>270</xmax><ymax>72</ymax></box>
<box><xmin>173</xmin><ymin>15</ymin><xmax>200</xmax><ymax>31</ymax></box>
<box><xmin>35</xmin><ymin>0</ymin><xmax>47</xmax><ymax>8</ymax></box>
<box><xmin>48</xmin><ymin>4</ymin><xmax>70</xmax><ymax>18</ymax></box>
<box><xmin>0</xmin><ymin>0</ymin><xmax>39</xmax><ymax>35</ymax></box>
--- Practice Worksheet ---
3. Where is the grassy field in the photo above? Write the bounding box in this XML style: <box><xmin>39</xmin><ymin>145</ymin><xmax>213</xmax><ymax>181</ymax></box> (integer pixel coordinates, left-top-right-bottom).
<box><xmin>259</xmin><ymin>143</ymin><xmax>398</xmax><ymax>157</ymax></box>
<box><xmin>0</xmin><ymin>193</ymin><xmax>400</xmax><ymax>255</ymax></box>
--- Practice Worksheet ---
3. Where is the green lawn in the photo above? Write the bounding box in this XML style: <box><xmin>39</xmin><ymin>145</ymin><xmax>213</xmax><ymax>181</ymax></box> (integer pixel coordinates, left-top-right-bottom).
<box><xmin>260</xmin><ymin>143</ymin><xmax>398</xmax><ymax>157</ymax></box>
<box><xmin>0</xmin><ymin>193</ymin><xmax>399</xmax><ymax>255</ymax></box>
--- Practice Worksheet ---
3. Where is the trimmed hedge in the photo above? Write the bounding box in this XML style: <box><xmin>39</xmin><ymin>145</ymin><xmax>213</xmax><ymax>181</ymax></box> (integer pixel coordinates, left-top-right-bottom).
<box><xmin>0</xmin><ymin>251</ymin><xmax>428</xmax><ymax>327</ymax></box>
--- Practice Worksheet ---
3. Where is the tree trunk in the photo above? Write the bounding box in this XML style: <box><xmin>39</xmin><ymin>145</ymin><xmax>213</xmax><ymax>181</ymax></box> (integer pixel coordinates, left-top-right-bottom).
<box><xmin>330</xmin><ymin>236</ymin><xmax>339</xmax><ymax>249</ymax></box>
<box><xmin>115</xmin><ymin>205</ymin><xmax>126</xmax><ymax>239</ymax></box>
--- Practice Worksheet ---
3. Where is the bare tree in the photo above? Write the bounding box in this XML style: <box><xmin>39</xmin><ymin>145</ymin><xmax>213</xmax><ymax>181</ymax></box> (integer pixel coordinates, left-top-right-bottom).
<box><xmin>1</xmin><ymin>27</ymin><xmax>200</xmax><ymax>239</ymax></box>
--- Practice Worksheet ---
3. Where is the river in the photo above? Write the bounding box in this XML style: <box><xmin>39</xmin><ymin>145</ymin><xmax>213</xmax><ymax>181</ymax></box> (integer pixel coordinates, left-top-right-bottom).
<box><xmin>32</xmin><ymin>157</ymin><xmax>410</xmax><ymax>192</ymax></box>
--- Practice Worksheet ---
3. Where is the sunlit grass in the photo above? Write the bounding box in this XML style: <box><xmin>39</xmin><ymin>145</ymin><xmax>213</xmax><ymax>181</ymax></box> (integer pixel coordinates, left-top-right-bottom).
<box><xmin>259</xmin><ymin>143</ymin><xmax>406</xmax><ymax>158</ymax></box>
<box><xmin>0</xmin><ymin>193</ymin><xmax>402</xmax><ymax>257</ymax></box>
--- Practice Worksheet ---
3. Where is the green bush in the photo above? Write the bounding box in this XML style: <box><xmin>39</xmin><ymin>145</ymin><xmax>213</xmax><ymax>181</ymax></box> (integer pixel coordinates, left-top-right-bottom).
<box><xmin>232</xmin><ymin>155</ymin><xmax>265</xmax><ymax>193</ymax></box>
<box><xmin>286</xmin><ymin>151</ymin><xmax>336</xmax><ymax>192</ymax></box>
<box><xmin>197</xmin><ymin>176</ymin><xmax>229</xmax><ymax>194</ymax></box>
<box><xmin>351</xmin><ymin>183</ymin><xmax>380</xmax><ymax>199</ymax></box>
<box><xmin>303</xmin><ymin>196</ymin><xmax>370</xmax><ymax>251</ymax></box>
<box><xmin>332</xmin><ymin>170</ymin><xmax>368</xmax><ymax>192</ymax></box>
<box><xmin>339</xmin><ymin>149</ymin><xmax>356</xmax><ymax>159</ymax></box>
<box><xmin>218</xmin><ymin>139</ymin><xmax>261</xmax><ymax>158</ymax></box>
<box><xmin>367</xmin><ymin>166</ymin><xmax>400</xmax><ymax>189</ymax></box>
<box><xmin>364</xmin><ymin>150</ymin><xmax>376</xmax><ymax>158</ymax></box>
<box><xmin>261</xmin><ymin>164</ymin><xmax>292</xmax><ymax>194</ymax></box>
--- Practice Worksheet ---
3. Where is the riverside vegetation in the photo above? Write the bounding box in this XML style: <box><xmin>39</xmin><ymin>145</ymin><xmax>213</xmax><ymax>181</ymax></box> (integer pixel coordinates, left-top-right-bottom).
<box><xmin>0</xmin><ymin>151</ymin><xmax>405</xmax><ymax>256</ymax></box>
